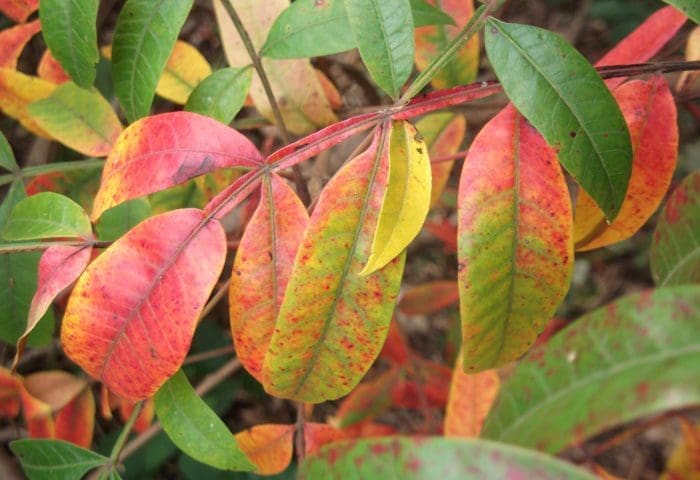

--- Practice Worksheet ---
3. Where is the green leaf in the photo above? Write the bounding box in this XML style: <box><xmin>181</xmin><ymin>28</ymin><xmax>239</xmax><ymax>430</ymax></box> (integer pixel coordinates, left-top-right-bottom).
<box><xmin>661</xmin><ymin>0</ymin><xmax>700</xmax><ymax>23</ymax></box>
<box><xmin>0</xmin><ymin>180</ymin><xmax>26</xmax><ymax>232</ymax></box>
<box><xmin>344</xmin><ymin>0</ymin><xmax>415</xmax><ymax>99</ymax></box>
<box><xmin>0</xmin><ymin>130</ymin><xmax>18</xmax><ymax>172</ymax></box>
<box><xmin>185</xmin><ymin>67</ymin><xmax>252</xmax><ymax>124</ymax></box>
<box><xmin>27</xmin><ymin>82</ymin><xmax>123</xmax><ymax>157</ymax></box>
<box><xmin>10</xmin><ymin>438</ymin><xmax>107</xmax><ymax>480</ymax></box>
<box><xmin>261</xmin><ymin>0</ymin><xmax>450</xmax><ymax>59</ymax></box>
<box><xmin>154</xmin><ymin>370</ymin><xmax>255</xmax><ymax>472</ymax></box>
<box><xmin>481</xmin><ymin>286</ymin><xmax>700</xmax><ymax>453</ymax></box>
<box><xmin>112</xmin><ymin>0</ymin><xmax>194</xmax><ymax>122</ymax></box>
<box><xmin>651</xmin><ymin>171</ymin><xmax>700</xmax><ymax>287</ymax></box>
<box><xmin>484</xmin><ymin>18</ymin><xmax>632</xmax><ymax>220</ymax></box>
<box><xmin>39</xmin><ymin>0</ymin><xmax>99</xmax><ymax>88</ymax></box>
<box><xmin>299</xmin><ymin>437</ymin><xmax>595</xmax><ymax>479</ymax></box>
<box><xmin>3</xmin><ymin>192</ymin><xmax>92</xmax><ymax>241</ymax></box>
<box><xmin>0</xmin><ymin>252</ymin><xmax>54</xmax><ymax>345</ymax></box>
<box><xmin>96</xmin><ymin>198</ymin><xmax>152</xmax><ymax>242</ymax></box>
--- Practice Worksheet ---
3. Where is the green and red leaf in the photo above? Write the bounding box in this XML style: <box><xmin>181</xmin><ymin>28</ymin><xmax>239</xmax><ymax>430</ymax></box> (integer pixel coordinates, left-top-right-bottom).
<box><xmin>398</xmin><ymin>281</ymin><xmax>458</xmax><ymax>315</ymax></box>
<box><xmin>0</xmin><ymin>20</ymin><xmax>41</xmax><ymax>68</ymax></box>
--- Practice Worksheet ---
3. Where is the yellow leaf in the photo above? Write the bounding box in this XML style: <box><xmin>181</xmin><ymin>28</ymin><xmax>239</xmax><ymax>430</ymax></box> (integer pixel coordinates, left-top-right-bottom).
<box><xmin>360</xmin><ymin>120</ymin><xmax>431</xmax><ymax>275</ymax></box>
<box><xmin>662</xmin><ymin>418</ymin><xmax>700</xmax><ymax>480</ymax></box>
<box><xmin>677</xmin><ymin>26</ymin><xmax>700</xmax><ymax>95</ymax></box>
<box><xmin>0</xmin><ymin>68</ymin><xmax>56</xmax><ymax>138</ymax></box>
<box><xmin>102</xmin><ymin>41</ymin><xmax>212</xmax><ymax>105</ymax></box>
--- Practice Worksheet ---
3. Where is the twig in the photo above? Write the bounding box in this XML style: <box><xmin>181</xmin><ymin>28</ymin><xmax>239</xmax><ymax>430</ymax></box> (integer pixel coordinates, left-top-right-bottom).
<box><xmin>197</xmin><ymin>278</ymin><xmax>231</xmax><ymax>324</ymax></box>
<box><xmin>119</xmin><ymin>358</ymin><xmax>242</xmax><ymax>461</ymax></box>
<box><xmin>430</xmin><ymin>150</ymin><xmax>469</xmax><ymax>164</ymax></box>
<box><xmin>295</xmin><ymin>402</ymin><xmax>306</xmax><ymax>463</ymax></box>
<box><xmin>0</xmin><ymin>240</ymin><xmax>110</xmax><ymax>254</ymax></box>
<box><xmin>94</xmin><ymin>401</ymin><xmax>144</xmax><ymax>479</ymax></box>
<box><xmin>0</xmin><ymin>158</ymin><xmax>105</xmax><ymax>187</ymax></box>
<box><xmin>183</xmin><ymin>345</ymin><xmax>235</xmax><ymax>365</ymax></box>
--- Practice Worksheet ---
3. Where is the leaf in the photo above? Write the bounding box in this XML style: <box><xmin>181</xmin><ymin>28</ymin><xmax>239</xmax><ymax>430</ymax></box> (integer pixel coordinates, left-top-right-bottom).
<box><xmin>574</xmin><ymin>77</ymin><xmax>678</xmax><ymax>251</ymax></box>
<box><xmin>0</xmin><ymin>20</ymin><xmax>41</xmax><ymax>68</ymax></box>
<box><xmin>260</xmin><ymin>0</ymin><xmax>451</xmax><ymax>59</ymax></box>
<box><xmin>361</xmin><ymin>120</ymin><xmax>431</xmax><ymax>275</ymax></box>
<box><xmin>262</xmin><ymin>127</ymin><xmax>406</xmax><ymax>403</ymax></box>
<box><xmin>234</xmin><ymin>424</ymin><xmax>295</xmax><ymax>475</ymax></box>
<box><xmin>398</xmin><ymin>281</ymin><xmax>458</xmax><ymax>315</ymax></box>
<box><xmin>651</xmin><ymin>171</ymin><xmax>700</xmax><ymax>286</ymax></box>
<box><xmin>60</xmin><ymin>209</ymin><xmax>226</xmax><ymax>401</ymax></box>
<box><xmin>415</xmin><ymin>112</ymin><xmax>465</xmax><ymax>207</ymax></box>
<box><xmin>299</xmin><ymin>437</ymin><xmax>596</xmax><ymax>479</ymax></box>
<box><xmin>344</xmin><ymin>0</ymin><xmax>414</xmax><ymax>99</ymax></box>
<box><xmin>37</xmin><ymin>50</ymin><xmax>71</xmax><ymax>85</ymax></box>
<box><xmin>27</xmin><ymin>82</ymin><xmax>123</xmax><ymax>157</ymax></box>
<box><xmin>0</xmin><ymin>252</ymin><xmax>54</xmax><ymax>345</ymax></box>
<box><xmin>152</xmin><ymin>40</ymin><xmax>212</xmax><ymax>104</ymax></box>
<box><xmin>90</xmin><ymin>111</ymin><xmax>264</xmax><ymax>221</ymax></box>
<box><xmin>3</xmin><ymin>192</ymin><xmax>92</xmax><ymax>241</ymax></box>
<box><xmin>0</xmin><ymin>366</ymin><xmax>21</xmax><ymax>418</ymax></box>
<box><xmin>25</xmin><ymin>164</ymin><xmax>103</xmax><ymax>211</ymax></box>
<box><xmin>230</xmin><ymin>173</ymin><xmax>309</xmax><ymax>382</ymax></box>
<box><xmin>485</xmin><ymin>18</ymin><xmax>632</xmax><ymax>220</ymax></box>
<box><xmin>444</xmin><ymin>351</ymin><xmax>499</xmax><ymax>437</ymax></box>
<box><xmin>482</xmin><ymin>286</ymin><xmax>700</xmax><ymax>453</ymax></box>
<box><xmin>0</xmin><ymin>130</ymin><xmax>18</xmax><ymax>172</ymax></box>
<box><xmin>23</xmin><ymin>371</ymin><xmax>87</xmax><ymax>414</ymax></box>
<box><xmin>414</xmin><ymin>0</ymin><xmax>479</xmax><ymax>89</ymax></box>
<box><xmin>458</xmin><ymin>106</ymin><xmax>573</xmax><ymax>371</ymax></box>
<box><xmin>0</xmin><ymin>180</ymin><xmax>25</xmax><ymax>232</ymax></box>
<box><xmin>112</xmin><ymin>0</ymin><xmax>194</xmax><ymax>122</ymax></box>
<box><xmin>185</xmin><ymin>67</ymin><xmax>252</xmax><ymax>124</ymax></box>
<box><xmin>335</xmin><ymin>366</ymin><xmax>404</xmax><ymax>428</ymax></box>
<box><xmin>154</xmin><ymin>370</ymin><xmax>254</xmax><ymax>471</ymax></box>
<box><xmin>662</xmin><ymin>418</ymin><xmax>700</xmax><ymax>480</ymax></box>
<box><xmin>0</xmin><ymin>0</ymin><xmax>37</xmax><ymax>22</ymax></box>
<box><xmin>303</xmin><ymin>423</ymin><xmax>348</xmax><ymax>457</ymax></box>
<box><xmin>12</xmin><ymin>245</ymin><xmax>92</xmax><ymax>371</ymax></box>
<box><xmin>677</xmin><ymin>26</ymin><xmax>700</xmax><ymax>94</ymax></box>
<box><xmin>95</xmin><ymin>198</ymin><xmax>152</xmax><ymax>242</ymax></box>
<box><xmin>596</xmin><ymin>6</ymin><xmax>688</xmax><ymax>90</ymax></box>
<box><xmin>0</xmin><ymin>68</ymin><xmax>56</xmax><ymax>137</ymax></box>
<box><xmin>661</xmin><ymin>0</ymin><xmax>699</xmax><ymax>23</ymax></box>
<box><xmin>54</xmin><ymin>386</ymin><xmax>94</xmax><ymax>448</ymax></box>
<box><xmin>213</xmin><ymin>0</ymin><xmax>337</xmax><ymax>135</ymax></box>
<box><xmin>10</xmin><ymin>439</ymin><xmax>107</xmax><ymax>480</ymax></box>
<box><xmin>393</xmin><ymin>357</ymin><xmax>452</xmax><ymax>409</ymax></box>
<box><xmin>39</xmin><ymin>0</ymin><xmax>99</xmax><ymax>88</ymax></box>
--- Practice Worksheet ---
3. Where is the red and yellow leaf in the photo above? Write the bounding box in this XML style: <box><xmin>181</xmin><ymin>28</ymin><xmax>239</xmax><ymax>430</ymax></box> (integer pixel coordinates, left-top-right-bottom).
<box><xmin>574</xmin><ymin>77</ymin><xmax>678</xmax><ymax>251</ymax></box>
<box><xmin>398</xmin><ymin>281</ymin><xmax>458</xmax><ymax>315</ymax></box>
<box><xmin>37</xmin><ymin>50</ymin><xmax>70</xmax><ymax>84</ymax></box>
<box><xmin>0</xmin><ymin>68</ymin><xmax>55</xmax><ymax>137</ymax></box>
<box><xmin>304</xmin><ymin>423</ymin><xmax>347</xmax><ymax>457</ymax></box>
<box><xmin>262</xmin><ymin>126</ymin><xmax>406</xmax><ymax>403</ymax></box>
<box><xmin>0</xmin><ymin>0</ymin><xmax>38</xmax><ymax>23</ymax></box>
<box><xmin>22</xmin><ymin>371</ymin><xmax>87</xmax><ymax>413</ymax></box>
<box><xmin>0</xmin><ymin>19</ymin><xmax>40</xmax><ymax>68</ymax></box>
<box><xmin>13</xmin><ymin>245</ymin><xmax>92</xmax><ymax>371</ymax></box>
<box><xmin>416</xmin><ymin>112</ymin><xmax>466</xmax><ymax>207</ymax></box>
<box><xmin>457</xmin><ymin>105</ymin><xmax>573</xmax><ymax>372</ymax></box>
<box><xmin>213</xmin><ymin>0</ymin><xmax>336</xmax><ymax>135</ymax></box>
<box><xmin>662</xmin><ymin>418</ymin><xmax>700</xmax><ymax>480</ymax></box>
<box><xmin>54</xmin><ymin>386</ymin><xmax>95</xmax><ymax>448</ymax></box>
<box><xmin>91</xmin><ymin>112</ymin><xmax>263</xmax><ymax>220</ymax></box>
<box><xmin>61</xmin><ymin>209</ymin><xmax>227</xmax><ymax>401</ymax></box>
<box><xmin>0</xmin><ymin>367</ymin><xmax>21</xmax><ymax>418</ymax></box>
<box><xmin>444</xmin><ymin>351</ymin><xmax>499</xmax><ymax>437</ymax></box>
<box><xmin>677</xmin><ymin>26</ymin><xmax>700</xmax><ymax>94</ymax></box>
<box><xmin>230</xmin><ymin>173</ymin><xmax>309</xmax><ymax>382</ymax></box>
<box><xmin>234</xmin><ymin>424</ymin><xmax>295</xmax><ymax>475</ymax></box>
<box><xmin>19</xmin><ymin>386</ymin><xmax>55</xmax><ymax>439</ymax></box>
<box><xmin>414</xmin><ymin>0</ymin><xmax>479</xmax><ymax>89</ymax></box>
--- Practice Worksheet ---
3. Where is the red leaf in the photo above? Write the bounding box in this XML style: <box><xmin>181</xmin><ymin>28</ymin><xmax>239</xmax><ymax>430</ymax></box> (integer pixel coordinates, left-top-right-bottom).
<box><xmin>13</xmin><ymin>244</ymin><xmax>92</xmax><ymax>371</ymax></box>
<box><xmin>398</xmin><ymin>281</ymin><xmax>459</xmax><ymax>315</ymax></box>
<box><xmin>37</xmin><ymin>50</ymin><xmax>70</xmax><ymax>84</ymax></box>
<box><xmin>379</xmin><ymin>320</ymin><xmax>411</xmax><ymax>365</ymax></box>
<box><xmin>394</xmin><ymin>359</ymin><xmax>452</xmax><ymax>409</ymax></box>
<box><xmin>0</xmin><ymin>0</ymin><xmax>38</xmax><ymax>23</ymax></box>
<box><xmin>55</xmin><ymin>386</ymin><xmax>95</xmax><ymax>448</ymax></box>
<box><xmin>304</xmin><ymin>423</ymin><xmax>348</xmax><ymax>457</ymax></box>
<box><xmin>91</xmin><ymin>112</ymin><xmax>264</xmax><ymax>220</ymax></box>
<box><xmin>230</xmin><ymin>173</ymin><xmax>308</xmax><ymax>382</ymax></box>
<box><xmin>424</xmin><ymin>219</ymin><xmax>457</xmax><ymax>253</ymax></box>
<box><xmin>0</xmin><ymin>367</ymin><xmax>21</xmax><ymax>418</ymax></box>
<box><xmin>335</xmin><ymin>366</ymin><xmax>405</xmax><ymax>428</ymax></box>
<box><xmin>0</xmin><ymin>19</ymin><xmax>40</xmax><ymax>68</ymax></box>
<box><xmin>61</xmin><ymin>209</ymin><xmax>227</xmax><ymax>401</ymax></box>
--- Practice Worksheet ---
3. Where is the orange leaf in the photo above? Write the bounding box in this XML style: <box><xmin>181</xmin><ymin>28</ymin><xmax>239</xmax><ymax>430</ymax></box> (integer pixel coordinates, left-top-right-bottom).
<box><xmin>316</xmin><ymin>69</ymin><xmax>342</xmax><ymax>111</ymax></box>
<box><xmin>61</xmin><ymin>209</ymin><xmax>227</xmax><ymax>401</ymax></box>
<box><xmin>444</xmin><ymin>351</ymin><xmax>499</xmax><ymax>437</ymax></box>
<box><xmin>20</xmin><ymin>386</ymin><xmax>55</xmax><ymax>439</ymax></box>
<box><xmin>234</xmin><ymin>424</ymin><xmax>295</xmax><ymax>475</ymax></box>
<box><xmin>37</xmin><ymin>49</ymin><xmax>71</xmax><ymax>84</ymax></box>
<box><xmin>398</xmin><ymin>281</ymin><xmax>458</xmax><ymax>315</ymax></box>
<box><xmin>0</xmin><ymin>20</ymin><xmax>40</xmax><ymax>68</ymax></box>
<box><xmin>230</xmin><ymin>173</ymin><xmax>309</xmax><ymax>382</ymax></box>
<box><xmin>0</xmin><ymin>367</ymin><xmax>21</xmax><ymax>418</ymax></box>
<box><xmin>662</xmin><ymin>418</ymin><xmax>700</xmax><ymax>480</ymax></box>
<box><xmin>414</xmin><ymin>0</ymin><xmax>479</xmax><ymax>89</ymax></box>
<box><xmin>0</xmin><ymin>68</ymin><xmax>55</xmax><ymax>137</ymax></box>
<box><xmin>574</xmin><ymin>77</ymin><xmax>678</xmax><ymax>251</ymax></box>
<box><xmin>13</xmin><ymin>245</ymin><xmax>92</xmax><ymax>371</ymax></box>
<box><xmin>304</xmin><ymin>423</ymin><xmax>347</xmax><ymax>457</ymax></box>
<box><xmin>55</xmin><ymin>386</ymin><xmax>95</xmax><ymax>448</ymax></box>
<box><xmin>0</xmin><ymin>0</ymin><xmax>38</xmax><ymax>23</ymax></box>
<box><xmin>91</xmin><ymin>111</ymin><xmax>264</xmax><ymax>220</ymax></box>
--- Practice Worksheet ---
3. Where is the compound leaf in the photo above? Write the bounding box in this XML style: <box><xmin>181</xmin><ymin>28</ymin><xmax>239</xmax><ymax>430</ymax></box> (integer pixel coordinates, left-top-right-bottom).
<box><xmin>3</xmin><ymin>192</ymin><xmax>92</xmax><ymax>241</ymax></box>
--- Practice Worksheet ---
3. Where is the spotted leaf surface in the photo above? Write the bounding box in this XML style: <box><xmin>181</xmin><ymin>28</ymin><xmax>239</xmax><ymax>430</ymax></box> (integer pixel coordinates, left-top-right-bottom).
<box><xmin>61</xmin><ymin>209</ymin><xmax>226</xmax><ymax>401</ymax></box>
<box><xmin>651</xmin><ymin>171</ymin><xmax>700</xmax><ymax>286</ymax></box>
<box><xmin>230</xmin><ymin>173</ymin><xmax>309</xmax><ymax>382</ymax></box>
<box><xmin>91</xmin><ymin>111</ymin><xmax>263</xmax><ymax>220</ymax></box>
<box><xmin>458</xmin><ymin>106</ymin><xmax>573</xmax><ymax>372</ymax></box>
<box><xmin>482</xmin><ymin>287</ymin><xmax>700</xmax><ymax>453</ymax></box>
<box><xmin>574</xmin><ymin>77</ymin><xmax>678</xmax><ymax>251</ymax></box>
<box><xmin>263</xmin><ymin>127</ymin><xmax>406</xmax><ymax>403</ymax></box>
